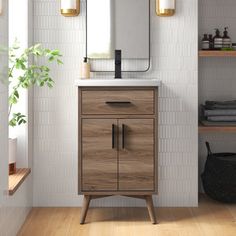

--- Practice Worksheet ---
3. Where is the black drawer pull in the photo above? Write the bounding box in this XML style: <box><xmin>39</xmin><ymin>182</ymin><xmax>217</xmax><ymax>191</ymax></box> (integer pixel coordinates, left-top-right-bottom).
<box><xmin>106</xmin><ymin>101</ymin><xmax>131</xmax><ymax>105</ymax></box>
<box><xmin>122</xmin><ymin>124</ymin><xmax>125</xmax><ymax>149</ymax></box>
<box><xmin>112</xmin><ymin>124</ymin><xmax>115</xmax><ymax>149</ymax></box>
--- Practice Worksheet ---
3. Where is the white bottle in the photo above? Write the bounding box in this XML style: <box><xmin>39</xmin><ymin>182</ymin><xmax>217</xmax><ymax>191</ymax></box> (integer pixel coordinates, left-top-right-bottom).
<box><xmin>222</xmin><ymin>27</ymin><xmax>232</xmax><ymax>49</ymax></box>
<box><xmin>80</xmin><ymin>57</ymin><xmax>90</xmax><ymax>79</ymax></box>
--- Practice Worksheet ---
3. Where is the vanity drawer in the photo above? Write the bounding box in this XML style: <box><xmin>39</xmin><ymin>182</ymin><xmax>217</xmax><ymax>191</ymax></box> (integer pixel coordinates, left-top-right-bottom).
<box><xmin>81</xmin><ymin>89</ymin><xmax>154</xmax><ymax>115</ymax></box>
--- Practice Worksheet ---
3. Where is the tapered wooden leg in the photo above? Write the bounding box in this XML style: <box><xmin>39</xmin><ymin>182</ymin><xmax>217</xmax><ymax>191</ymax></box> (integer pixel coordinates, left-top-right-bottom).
<box><xmin>145</xmin><ymin>195</ymin><xmax>157</xmax><ymax>224</ymax></box>
<box><xmin>80</xmin><ymin>195</ymin><xmax>91</xmax><ymax>224</ymax></box>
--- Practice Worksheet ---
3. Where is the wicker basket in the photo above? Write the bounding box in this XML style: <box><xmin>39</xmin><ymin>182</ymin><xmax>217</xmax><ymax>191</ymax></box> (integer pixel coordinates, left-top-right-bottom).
<box><xmin>201</xmin><ymin>142</ymin><xmax>236</xmax><ymax>203</ymax></box>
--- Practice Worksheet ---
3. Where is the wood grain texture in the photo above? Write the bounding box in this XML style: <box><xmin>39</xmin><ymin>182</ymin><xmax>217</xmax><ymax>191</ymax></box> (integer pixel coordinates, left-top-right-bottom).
<box><xmin>78</xmin><ymin>87</ymin><xmax>158</xmax><ymax>195</ymax></box>
<box><xmin>81</xmin><ymin>89</ymin><xmax>154</xmax><ymax>115</ymax></box>
<box><xmin>9</xmin><ymin>168</ymin><xmax>31</xmax><ymax>195</ymax></box>
<box><xmin>82</xmin><ymin>119</ymin><xmax>118</xmax><ymax>191</ymax></box>
<box><xmin>199</xmin><ymin>50</ymin><xmax>236</xmax><ymax>57</ymax></box>
<box><xmin>118</xmin><ymin>119</ymin><xmax>154</xmax><ymax>191</ymax></box>
<box><xmin>18</xmin><ymin>195</ymin><xmax>236</xmax><ymax>236</ymax></box>
<box><xmin>199</xmin><ymin>124</ymin><xmax>236</xmax><ymax>133</ymax></box>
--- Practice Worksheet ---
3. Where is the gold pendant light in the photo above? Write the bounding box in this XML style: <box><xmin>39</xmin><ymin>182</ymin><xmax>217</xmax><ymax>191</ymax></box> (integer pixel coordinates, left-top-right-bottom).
<box><xmin>61</xmin><ymin>0</ymin><xmax>80</xmax><ymax>17</ymax></box>
<box><xmin>156</xmin><ymin>0</ymin><xmax>175</xmax><ymax>17</ymax></box>
<box><xmin>0</xmin><ymin>0</ymin><xmax>2</xmax><ymax>15</ymax></box>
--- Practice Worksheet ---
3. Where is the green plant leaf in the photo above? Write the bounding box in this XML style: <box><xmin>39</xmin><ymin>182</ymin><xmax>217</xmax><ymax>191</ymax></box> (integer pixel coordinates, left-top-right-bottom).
<box><xmin>51</xmin><ymin>49</ymin><xmax>60</xmax><ymax>56</ymax></box>
<box><xmin>48</xmin><ymin>56</ymin><xmax>54</xmax><ymax>62</ymax></box>
<box><xmin>14</xmin><ymin>90</ymin><xmax>19</xmax><ymax>99</ymax></box>
<box><xmin>9</xmin><ymin>91</ymin><xmax>18</xmax><ymax>105</ymax></box>
<box><xmin>57</xmin><ymin>59</ymin><xmax>63</xmax><ymax>65</ymax></box>
<box><xmin>9</xmin><ymin>113</ymin><xmax>26</xmax><ymax>127</ymax></box>
<box><xmin>9</xmin><ymin>118</ymin><xmax>17</xmax><ymax>127</ymax></box>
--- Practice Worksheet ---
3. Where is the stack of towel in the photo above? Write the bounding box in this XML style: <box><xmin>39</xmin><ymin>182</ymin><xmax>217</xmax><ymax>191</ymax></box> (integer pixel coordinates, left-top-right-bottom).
<box><xmin>201</xmin><ymin>100</ymin><xmax>236</xmax><ymax>124</ymax></box>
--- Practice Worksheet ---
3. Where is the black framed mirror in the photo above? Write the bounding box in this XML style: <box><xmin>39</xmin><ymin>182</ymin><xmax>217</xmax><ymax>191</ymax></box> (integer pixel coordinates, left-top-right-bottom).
<box><xmin>86</xmin><ymin>0</ymin><xmax>151</xmax><ymax>72</ymax></box>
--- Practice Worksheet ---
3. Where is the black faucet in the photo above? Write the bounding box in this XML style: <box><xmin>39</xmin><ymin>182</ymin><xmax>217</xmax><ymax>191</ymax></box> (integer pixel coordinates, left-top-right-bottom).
<box><xmin>115</xmin><ymin>50</ymin><xmax>122</xmax><ymax>79</ymax></box>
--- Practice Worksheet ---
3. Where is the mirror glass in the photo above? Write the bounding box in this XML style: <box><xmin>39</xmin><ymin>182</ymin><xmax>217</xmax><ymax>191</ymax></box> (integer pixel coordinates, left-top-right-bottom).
<box><xmin>86</xmin><ymin>0</ymin><xmax>150</xmax><ymax>71</ymax></box>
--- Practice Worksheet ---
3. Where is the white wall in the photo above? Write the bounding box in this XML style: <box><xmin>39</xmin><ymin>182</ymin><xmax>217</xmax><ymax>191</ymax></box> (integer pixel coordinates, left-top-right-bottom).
<box><xmin>0</xmin><ymin>1</ymin><xmax>33</xmax><ymax>235</ymax></box>
<box><xmin>33</xmin><ymin>0</ymin><xmax>198</xmax><ymax>207</ymax></box>
<box><xmin>199</xmin><ymin>0</ymin><xmax>236</xmax><ymax>191</ymax></box>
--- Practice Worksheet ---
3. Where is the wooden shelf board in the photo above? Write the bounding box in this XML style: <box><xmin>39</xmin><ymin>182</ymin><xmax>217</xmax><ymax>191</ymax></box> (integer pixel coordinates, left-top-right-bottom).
<box><xmin>8</xmin><ymin>168</ymin><xmax>31</xmax><ymax>196</ymax></box>
<box><xmin>199</xmin><ymin>50</ymin><xmax>236</xmax><ymax>57</ymax></box>
<box><xmin>199</xmin><ymin>125</ymin><xmax>236</xmax><ymax>133</ymax></box>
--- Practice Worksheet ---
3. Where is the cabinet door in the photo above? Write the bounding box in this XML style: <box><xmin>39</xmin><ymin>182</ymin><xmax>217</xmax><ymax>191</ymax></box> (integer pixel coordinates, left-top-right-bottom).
<box><xmin>118</xmin><ymin>119</ymin><xmax>155</xmax><ymax>191</ymax></box>
<box><xmin>82</xmin><ymin>119</ymin><xmax>118</xmax><ymax>191</ymax></box>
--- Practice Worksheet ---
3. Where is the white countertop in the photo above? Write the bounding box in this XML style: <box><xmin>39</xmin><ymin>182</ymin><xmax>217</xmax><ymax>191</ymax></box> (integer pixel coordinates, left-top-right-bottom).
<box><xmin>75</xmin><ymin>78</ymin><xmax>161</xmax><ymax>87</ymax></box>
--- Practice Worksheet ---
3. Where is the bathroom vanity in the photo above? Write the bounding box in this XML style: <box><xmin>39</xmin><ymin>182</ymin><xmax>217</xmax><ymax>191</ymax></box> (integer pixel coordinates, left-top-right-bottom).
<box><xmin>76</xmin><ymin>79</ymin><xmax>160</xmax><ymax>224</ymax></box>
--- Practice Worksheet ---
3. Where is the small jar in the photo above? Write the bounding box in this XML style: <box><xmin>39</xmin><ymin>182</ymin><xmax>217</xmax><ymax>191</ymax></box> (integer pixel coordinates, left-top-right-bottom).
<box><xmin>232</xmin><ymin>43</ymin><xmax>236</xmax><ymax>51</ymax></box>
<box><xmin>209</xmin><ymin>34</ymin><xmax>214</xmax><ymax>50</ymax></box>
<box><xmin>202</xmin><ymin>34</ymin><xmax>210</xmax><ymax>50</ymax></box>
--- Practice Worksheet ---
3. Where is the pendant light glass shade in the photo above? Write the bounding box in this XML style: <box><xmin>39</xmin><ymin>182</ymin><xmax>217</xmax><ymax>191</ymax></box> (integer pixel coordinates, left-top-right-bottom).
<box><xmin>61</xmin><ymin>0</ymin><xmax>80</xmax><ymax>17</ymax></box>
<box><xmin>156</xmin><ymin>0</ymin><xmax>175</xmax><ymax>16</ymax></box>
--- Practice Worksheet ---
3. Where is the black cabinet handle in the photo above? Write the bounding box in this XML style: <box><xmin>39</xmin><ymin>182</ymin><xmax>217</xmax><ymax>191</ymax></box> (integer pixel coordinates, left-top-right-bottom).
<box><xmin>112</xmin><ymin>124</ymin><xmax>115</xmax><ymax>149</ymax></box>
<box><xmin>106</xmin><ymin>101</ymin><xmax>131</xmax><ymax>105</ymax></box>
<box><xmin>122</xmin><ymin>124</ymin><xmax>125</xmax><ymax>149</ymax></box>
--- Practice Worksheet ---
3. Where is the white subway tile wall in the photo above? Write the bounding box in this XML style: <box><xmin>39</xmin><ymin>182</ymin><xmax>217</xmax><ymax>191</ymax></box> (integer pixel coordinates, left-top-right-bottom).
<box><xmin>199</xmin><ymin>0</ymin><xmax>236</xmax><ymax>192</ymax></box>
<box><xmin>33</xmin><ymin>0</ymin><xmax>198</xmax><ymax>207</ymax></box>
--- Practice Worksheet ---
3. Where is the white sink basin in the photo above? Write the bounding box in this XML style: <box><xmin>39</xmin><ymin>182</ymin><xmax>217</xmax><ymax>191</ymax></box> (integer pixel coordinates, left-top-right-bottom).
<box><xmin>75</xmin><ymin>78</ymin><xmax>161</xmax><ymax>87</ymax></box>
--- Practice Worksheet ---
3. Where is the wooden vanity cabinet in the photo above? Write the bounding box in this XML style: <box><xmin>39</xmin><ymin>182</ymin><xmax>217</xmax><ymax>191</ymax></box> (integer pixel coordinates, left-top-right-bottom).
<box><xmin>78</xmin><ymin>87</ymin><xmax>158</xmax><ymax>224</ymax></box>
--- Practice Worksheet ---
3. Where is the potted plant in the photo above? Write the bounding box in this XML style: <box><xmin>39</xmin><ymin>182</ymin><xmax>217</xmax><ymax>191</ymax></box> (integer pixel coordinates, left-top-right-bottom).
<box><xmin>8</xmin><ymin>41</ymin><xmax>62</xmax><ymax>174</ymax></box>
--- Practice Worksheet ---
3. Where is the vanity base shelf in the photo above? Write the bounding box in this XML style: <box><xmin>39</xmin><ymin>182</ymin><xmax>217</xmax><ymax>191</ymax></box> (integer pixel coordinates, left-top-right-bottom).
<box><xmin>80</xmin><ymin>194</ymin><xmax>157</xmax><ymax>225</ymax></box>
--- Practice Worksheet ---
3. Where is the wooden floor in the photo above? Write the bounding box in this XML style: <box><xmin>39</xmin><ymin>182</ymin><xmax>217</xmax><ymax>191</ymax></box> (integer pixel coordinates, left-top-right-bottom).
<box><xmin>18</xmin><ymin>195</ymin><xmax>236</xmax><ymax>236</ymax></box>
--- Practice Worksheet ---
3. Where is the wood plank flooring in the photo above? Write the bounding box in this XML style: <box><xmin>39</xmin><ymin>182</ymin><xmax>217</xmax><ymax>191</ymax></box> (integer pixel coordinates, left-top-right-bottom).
<box><xmin>18</xmin><ymin>195</ymin><xmax>236</xmax><ymax>236</ymax></box>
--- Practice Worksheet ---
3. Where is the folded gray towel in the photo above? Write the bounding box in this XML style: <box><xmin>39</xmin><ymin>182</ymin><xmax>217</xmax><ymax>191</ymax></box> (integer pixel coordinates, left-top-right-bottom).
<box><xmin>205</xmin><ymin>105</ymin><xmax>236</xmax><ymax>110</ymax></box>
<box><xmin>207</xmin><ymin>116</ymin><xmax>236</xmax><ymax>122</ymax></box>
<box><xmin>205</xmin><ymin>100</ymin><xmax>236</xmax><ymax>110</ymax></box>
<box><xmin>204</xmin><ymin>109</ymin><xmax>236</xmax><ymax>116</ymax></box>
<box><xmin>206</xmin><ymin>100</ymin><xmax>236</xmax><ymax>106</ymax></box>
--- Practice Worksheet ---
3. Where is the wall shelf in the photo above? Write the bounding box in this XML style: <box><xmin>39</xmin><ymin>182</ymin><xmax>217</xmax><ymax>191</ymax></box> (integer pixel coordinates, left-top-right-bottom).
<box><xmin>199</xmin><ymin>50</ymin><xmax>236</xmax><ymax>57</ymax></box>
<box><xmin>9</xmin><ymin>168</ymin><xmax>31</xmax><ymax>196</ymax></box>
<box><xmin>199</xmin><ymin>124</ymin><xmax>236</xmax><ymax>133</ymax></box>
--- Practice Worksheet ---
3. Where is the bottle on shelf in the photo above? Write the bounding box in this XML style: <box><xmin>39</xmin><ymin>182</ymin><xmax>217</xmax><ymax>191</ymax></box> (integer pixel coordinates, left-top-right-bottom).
<box><xmin>232</xmin><ymin>43</ymin><xmax>236</xmax><ymax>51</ymax></box>
<box><xmin>222</xmin><ymin>27</ymin><xmax>232</xmax><ymax>49</ymax></box>
<box><xmin>208</xmin><ymin>34</ymin><xmax>214</xmax><ymax>50</ymax></box>
<box><xmin>213</xmin><ymin>29</ymin><xmax>223</xmax><ymax>50</ymax></box>
<box><xmin>201</xmin><ymin>34</ymin><xmax>210</xmax><ymax>50</ymax></box>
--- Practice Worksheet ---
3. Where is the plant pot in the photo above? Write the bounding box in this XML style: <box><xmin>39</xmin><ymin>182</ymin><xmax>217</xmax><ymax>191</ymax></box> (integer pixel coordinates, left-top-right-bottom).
<box><xmin>9</xmin><ymin>138</ymin><xmax>17</xmax><ymax>175</ymax></box>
